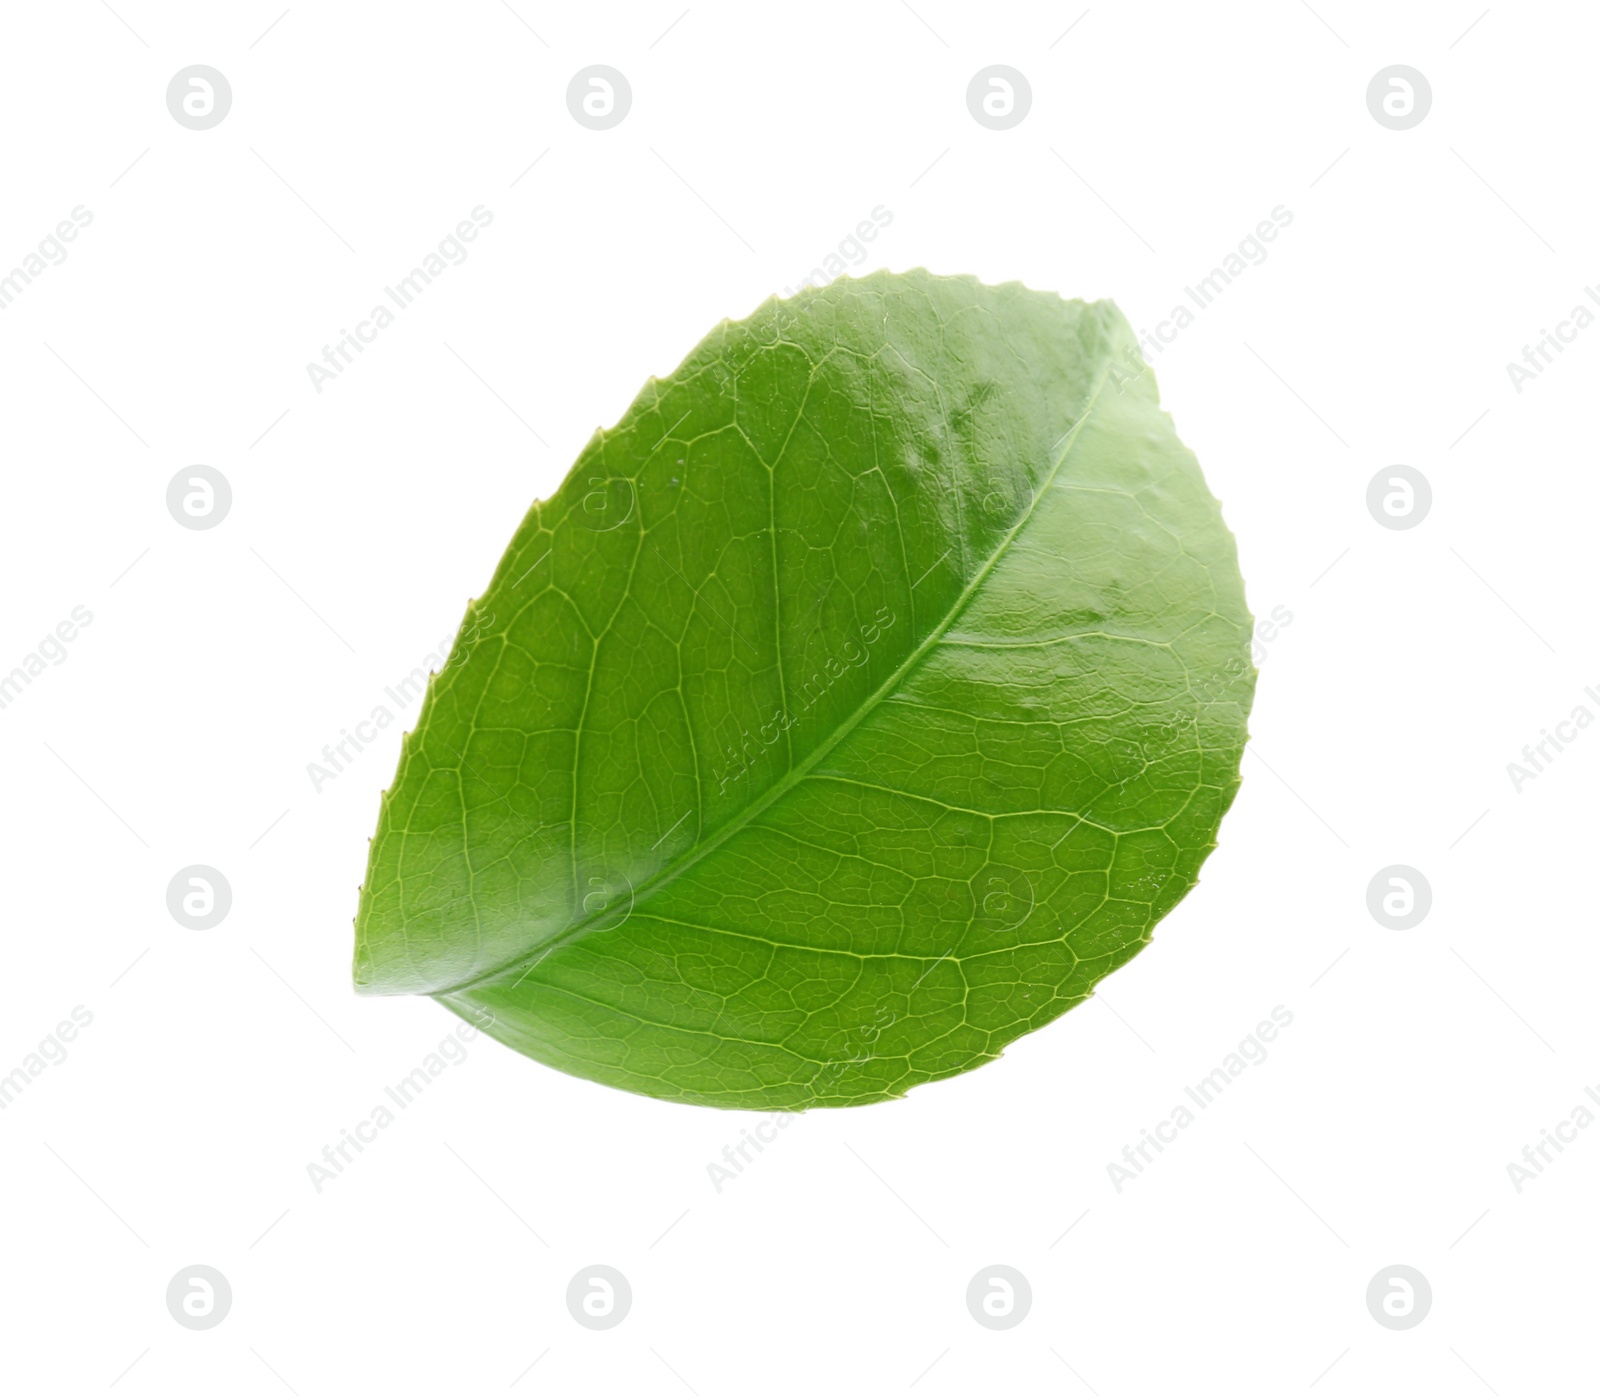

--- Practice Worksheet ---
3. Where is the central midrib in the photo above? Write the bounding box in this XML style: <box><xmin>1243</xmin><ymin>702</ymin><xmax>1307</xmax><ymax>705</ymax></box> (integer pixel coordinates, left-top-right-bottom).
<box><xmin>439</xmin><ymin>365</ymin><xmax>1112</xmax><ymax>997</ymax></box>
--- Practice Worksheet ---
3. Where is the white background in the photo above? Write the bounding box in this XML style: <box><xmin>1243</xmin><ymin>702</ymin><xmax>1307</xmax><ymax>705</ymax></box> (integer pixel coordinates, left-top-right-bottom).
<box><xmin>1</xmin><ymin>1</ymin><xmax>1595</xmax><ymax>1391</ymax></box>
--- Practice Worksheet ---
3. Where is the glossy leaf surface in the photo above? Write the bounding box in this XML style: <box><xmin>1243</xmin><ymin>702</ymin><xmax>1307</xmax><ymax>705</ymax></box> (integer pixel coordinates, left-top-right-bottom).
<box><xmin>354</xmin><ymin>271</ymin><xmax>1254</xmax><ymax>1109</ymax></box>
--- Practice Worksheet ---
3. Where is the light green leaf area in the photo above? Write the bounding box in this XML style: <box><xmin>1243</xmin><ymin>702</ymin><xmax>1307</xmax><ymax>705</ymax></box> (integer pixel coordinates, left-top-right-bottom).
<box><xmin>354</xmin><ymin>270</ymin><xmax>1254</xmax><ymax>1110</ymax></box>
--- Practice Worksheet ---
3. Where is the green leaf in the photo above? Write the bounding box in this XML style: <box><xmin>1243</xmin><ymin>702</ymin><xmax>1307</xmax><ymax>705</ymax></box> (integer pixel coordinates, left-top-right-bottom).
<box><xmin>354</xmin><ymin>270</ymin><xmax>1254</xmax><ymax>1110</ymax></box>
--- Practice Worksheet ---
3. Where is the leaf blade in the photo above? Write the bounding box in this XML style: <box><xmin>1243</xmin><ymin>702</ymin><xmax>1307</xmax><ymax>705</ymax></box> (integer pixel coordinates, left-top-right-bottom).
<box><xmin>356</xmin><ymin>271</ymin><xmax>1253</xmax><ymax>1109</ymax></box>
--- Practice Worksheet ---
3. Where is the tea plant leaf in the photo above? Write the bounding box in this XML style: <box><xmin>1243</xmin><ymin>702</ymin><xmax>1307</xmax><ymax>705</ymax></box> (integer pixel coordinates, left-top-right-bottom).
<box><xmin>354</xmin><ymin>270</ymin><xmax>1254</xmax><ymax>1109</ymax></box>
